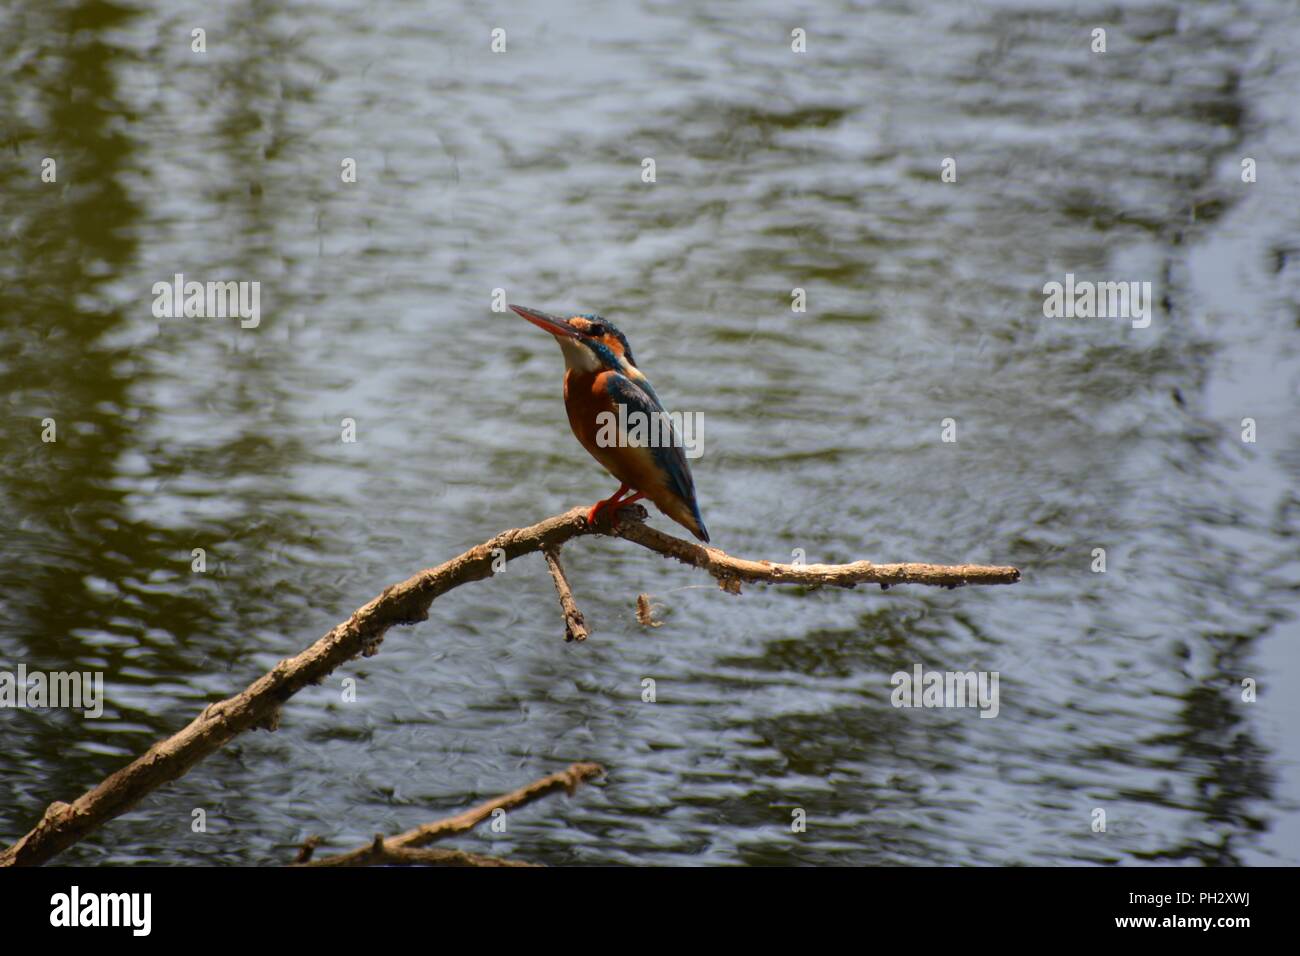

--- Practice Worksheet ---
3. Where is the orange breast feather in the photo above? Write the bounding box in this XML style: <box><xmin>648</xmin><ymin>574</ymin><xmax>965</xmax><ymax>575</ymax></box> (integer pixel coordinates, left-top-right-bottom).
<box><xmin>564</xmin><ymin>370</ymin><xmax>673</xmax><ymax>501</ymax></box>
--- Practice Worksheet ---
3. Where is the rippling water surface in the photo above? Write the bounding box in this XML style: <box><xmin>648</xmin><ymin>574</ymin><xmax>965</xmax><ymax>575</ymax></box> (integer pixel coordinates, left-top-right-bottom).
<box><xmin>1</xmin><ymin>0</ymin><xmax>1298</xmax><ymax>865</ymax></box>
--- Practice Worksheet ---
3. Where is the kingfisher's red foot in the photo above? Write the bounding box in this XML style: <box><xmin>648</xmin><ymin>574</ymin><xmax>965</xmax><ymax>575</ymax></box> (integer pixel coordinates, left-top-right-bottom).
<box><xmin>611</xmin><ymin>492</ymin><xmax>646</xmax><ymax>529</ymax></box>
<box><xmin>587</xmin><ymin>483</ymin><xmax>631</xmax><ymax>529</ymax></box>
<box><xmin>585</xmin><ymin>501</ymin><xmax>607</xmax><ymax>526</ymax></box>
<box><xmin>591</xmin><ymin>491</ymin><xmax>646</xmax><ymax>531</ymax></box>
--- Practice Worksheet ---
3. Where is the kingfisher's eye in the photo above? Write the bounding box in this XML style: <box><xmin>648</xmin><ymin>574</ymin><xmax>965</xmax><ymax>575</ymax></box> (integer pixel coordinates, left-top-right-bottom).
<box><xmin>587</xmin><ymin>323</ymin><xmax>606</xmax><ymax>337</ymax></box>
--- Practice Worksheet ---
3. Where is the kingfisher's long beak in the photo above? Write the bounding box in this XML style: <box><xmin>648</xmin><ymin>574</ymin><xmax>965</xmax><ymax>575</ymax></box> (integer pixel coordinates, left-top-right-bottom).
<box><xmin>510</xmin><ymin>304</ymin><xmax>580</xmax><ymax>339</ymax></box>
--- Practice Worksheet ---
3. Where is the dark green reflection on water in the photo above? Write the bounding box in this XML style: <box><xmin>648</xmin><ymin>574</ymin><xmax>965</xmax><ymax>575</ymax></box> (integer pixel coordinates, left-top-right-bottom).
<box><xmin>0</xmin><ymin>1</ymin><xmax>325</xmax><ymax>835</ymax></box>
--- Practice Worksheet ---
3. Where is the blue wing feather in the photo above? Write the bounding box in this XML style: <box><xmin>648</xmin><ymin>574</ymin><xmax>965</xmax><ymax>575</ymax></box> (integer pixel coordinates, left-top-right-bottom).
<box><xmin>604</xmin><ymin>372</ymin><xmax>708</xmax><ymax>538</ymax></box>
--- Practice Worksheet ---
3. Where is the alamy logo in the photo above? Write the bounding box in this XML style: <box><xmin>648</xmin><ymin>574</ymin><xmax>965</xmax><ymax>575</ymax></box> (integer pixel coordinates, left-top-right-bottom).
<box><xmin>595</xmin><ymin>403</ymin><xmax>704</xmax><ymax>459</ymax></box>
<box><xmin>1042</xmin><ymin>273</ymin><xmax>1152</xmax><ymax>329</ymax></box>
<box><xmin>890</xmin><ymin>663</ymin><xmax>999</xmax><ymax>718</ymax></box>
<box><xmin>50</xmin><ymin>886</ymin><xmax>151</xmax><ymax>936</ymax></box>
<box><xmin>0</xmin><ymin>665</ymin><xmax>103</xmax><ymax>718</ymax></box>
<box><xmin>152</xmin><ymin>273</ymin><xmax>261</xmax><ymax>328</ymax></box>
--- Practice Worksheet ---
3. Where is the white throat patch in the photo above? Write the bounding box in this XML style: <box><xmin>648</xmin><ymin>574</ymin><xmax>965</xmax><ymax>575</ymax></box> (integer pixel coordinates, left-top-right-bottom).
<box><xmin>557</xmin><ymin>336</ymin><xmax>602</xmax><ymax>373</ymax></box>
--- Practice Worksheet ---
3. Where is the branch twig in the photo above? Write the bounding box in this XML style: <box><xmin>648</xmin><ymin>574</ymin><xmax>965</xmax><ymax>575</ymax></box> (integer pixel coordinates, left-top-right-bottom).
<box><xmin>317</xmin><ymin>841</ymin><xmax>537</xmax><ymax>867</ymax></box>
<box><xmin>612</xmin><ymin>509</ymin><xmax>1021</xmax><ymax>592</ymax></box>
<box><xmin>1</xmin><ymin>506</ymin><xmax>1018</xmax><ymax>866</ymax></box>
<box><xmin>297</xmin><ymin>761</ymin><xmax>603</xmax><ymax>867</ymax></box>
<box><xmin>542</xmin><ymin>546</ymin><xmax>589</xmax><ymax>642</ymax></box>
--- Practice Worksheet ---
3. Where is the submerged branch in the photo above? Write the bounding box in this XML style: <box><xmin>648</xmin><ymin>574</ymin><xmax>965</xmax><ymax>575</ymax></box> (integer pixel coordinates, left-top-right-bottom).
<box><xmin>297</xmin><ymin>761</ymin><xmax>604</xmax><ymax>867</ymax></box>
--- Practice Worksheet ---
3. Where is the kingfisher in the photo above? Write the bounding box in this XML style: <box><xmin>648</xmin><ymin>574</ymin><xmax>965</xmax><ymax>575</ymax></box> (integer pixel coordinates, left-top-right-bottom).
<box><xmin>511</xmin><ymin>304</ymin><xmax>710</xmax><ymax>542</ymax></box>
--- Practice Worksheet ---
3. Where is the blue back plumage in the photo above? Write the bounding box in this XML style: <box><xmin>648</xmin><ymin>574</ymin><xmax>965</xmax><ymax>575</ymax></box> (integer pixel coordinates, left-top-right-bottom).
<box><xmin>604</xmin><ymin>372</ymin><xmax>708</xmax><ymax>538</ymax></box>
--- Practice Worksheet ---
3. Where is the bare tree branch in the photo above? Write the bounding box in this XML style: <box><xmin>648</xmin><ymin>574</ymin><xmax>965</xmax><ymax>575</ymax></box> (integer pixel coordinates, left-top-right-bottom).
<box><xmin>612</xmin><ymin>511</ymin><xmax>1021</xmax><ymax>591</ymax></box>
<box><xmin>542</xmin><ymin>546</ymin><xmax>589</xmax><ymax>642</ymax></box>
<box><xmin>322</xmin><ymin>841</ymin><xmax>537</xmax><ymax>867</ymax></box>
<box><xmin>297</xmin><ymin>761</ymin><xmax>603</xmax><ymax>867</ymax></box>
<box><xmin>1</xmin><ymin>505</ymin><xmax>1019</xmax><ymax>866</ymax></box>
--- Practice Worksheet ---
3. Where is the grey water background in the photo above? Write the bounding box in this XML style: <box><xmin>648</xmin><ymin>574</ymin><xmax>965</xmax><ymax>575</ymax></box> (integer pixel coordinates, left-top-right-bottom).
<box><xmin>1</xmin><ymin>0</ymin><xmax>1297</xmax><ymax>866</ymax></box>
